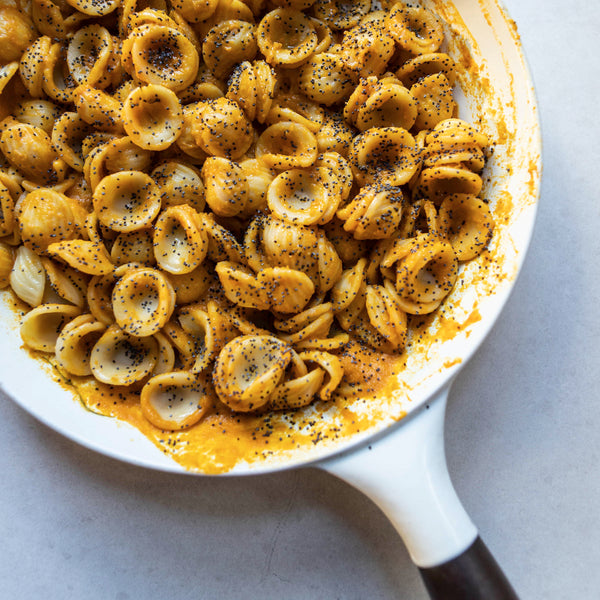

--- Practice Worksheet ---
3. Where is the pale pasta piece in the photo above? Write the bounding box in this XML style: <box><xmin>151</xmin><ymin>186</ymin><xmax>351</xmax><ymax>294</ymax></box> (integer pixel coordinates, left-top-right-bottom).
<box><xmin>202</xmin><ymin>19</ymin><xmax>257</xmax><ymax>79</ymax></box>
<box><xmin>152</xmin><ymin>204</ymin><xmax>209</xmax><ymax>274</ymax></box>
<box><xmin>41</xmin><ymin>257</ymin><xmax>89</xmax><ymax>307</ymax></box>
<box><xmin>13</xmin><ymin>100</ymin><xmax>60</xmax><ymax>135</ymax></box>
<box><xmin>55</xmin><ymin>314</ymin><xmax>106</xmax><ymax>376</ymax></box>
<box><xmin>269</xmin><ymin>365</ymin><xmax>325</xmax><ymax>410</ymax></box>
<box><xmin>51</xmin><ymin>111</ymin><xmax>95</xmax><ymax>172</ymax></box>
<box><xmin>90</xmin><ymin>324</ymin><xmax>158</xmax><ymax>386</ymax></box>
<box><xmin>152</xmin><ymin>331</ymin><xmax>176</xmax><ymax>376</ymax></box>
<box><xmin>213</xmin><ymin>334</ymin><xmax>293</xmax><ymax>411</ymax></box>
<box><xmin>9</xmin><ymin>245</ymin><xmax>46</xmax><ymax>307</ymax></box>
<box><xmin>315</xmin><ymin>111</ymin><xmax>354</xmax><ymax>157</ymax></box>
<box><xmin>112</xmin><ymin>266</ymin><xmax>176</xmax><ymax>337</ymax></box>
<box><xmin>67</xmin><ymin>25</ymin><xmax>114</xmax><ymax>87</ymax></box>
<box><xmin>297</xmin><ymin>350</ymin><xmax>342</xmax><ymax>400</ymax></box>
<box><xmin>265</xmin><ymin>93</ymin><xmax>324</xmax><ymax>134</ymax></box>
<box><xmin>239</xmin><ymin>158</ymin><xmax>274</xmax><ymax>213</ymax></box>
<box><xmin>166</xmin><ymin>264</ymin><xmax>211</xmax><ymax>305</ymax></box>
<box><xmin>226</xmin><ymin>60</ymin><xmax>275</xmax><ymax>123</ymax></box>
<box><xmin>93</xmin><ymin>170</ymin><xmax>161</xmax><ymax>232</ymax></box>
<box><xmin>256</xmin><ymin>8</ymin><xmax>317</xmax><ymax>67</ymax></box>
<box><xmin>258</xmin><ymin>266</ymin><xmax>315</xmax><ymax>313</ymax></box>
<box><xmin>386</xmin><ymin>2</ymin><xmax>443</xmax><ymax>55</ymax></box>
<box><xmin>123</xmin><ymin>84</ymin><xmax>184</xmax><ymax>151</ymax></box>
<box><xmin>417</xmin><ymin>165</ymin><xmax>483</xmax><ymax>204</ymax></box>
<box><xmin>141</xmin><ymin>371</ymin><xmax>212</xmax><ymax>430</ymax></box>
<box><xmin>42</xmin><ymin>41</ymin><xmax>76</xmax><ymax>104</ymax></box>
<box><xmin>20</xmin><ymin>302</ymin><xmax>81</xmax><ymax>352</ymax></box>
<box><xmin>437</xmin><ymin>193</ymin><xmax>494</xmax><ymax>261</ymax></box>
<box><xmin>216</xmin><ymin>260</ymin><xmax>270</xmax><ymax>310</ymax></box>
<box><xmin>274</xmin><ymin>302</ymin><xmax>333</xmax><ymax>345</ymax></box>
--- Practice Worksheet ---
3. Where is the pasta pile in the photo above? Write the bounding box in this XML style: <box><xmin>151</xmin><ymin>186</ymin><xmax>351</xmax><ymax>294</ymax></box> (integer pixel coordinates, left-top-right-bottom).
<box><xmin>0</xmin><ymin>0</ymin><xmax>494</xmax><ymax>430</ymax></box>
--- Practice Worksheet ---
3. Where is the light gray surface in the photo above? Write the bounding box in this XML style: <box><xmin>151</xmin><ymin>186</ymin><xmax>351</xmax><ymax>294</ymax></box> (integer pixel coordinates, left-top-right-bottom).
<box><xmin>1</xmin><ymin>1</ymin><xmax>599</xmax><ymax>598</ymax></box>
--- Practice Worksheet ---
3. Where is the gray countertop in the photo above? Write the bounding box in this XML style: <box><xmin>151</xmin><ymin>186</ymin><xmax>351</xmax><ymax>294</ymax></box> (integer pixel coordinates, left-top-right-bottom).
<box><xmin>1</xmin><ymin>1</ymin><xmax>599</xmax><ymax>598</ymax></box>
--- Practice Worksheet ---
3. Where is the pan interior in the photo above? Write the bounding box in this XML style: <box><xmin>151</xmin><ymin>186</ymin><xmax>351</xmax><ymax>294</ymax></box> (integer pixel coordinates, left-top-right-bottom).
<box><xmin>0</xmin><ymin>0</ymin><xmax>540</xmax><ymax>475</ymax></box>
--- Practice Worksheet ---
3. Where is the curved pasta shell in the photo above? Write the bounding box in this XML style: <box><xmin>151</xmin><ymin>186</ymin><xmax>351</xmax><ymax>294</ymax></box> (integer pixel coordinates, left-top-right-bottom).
<box><xmin>197</xmin><ymin>213</ymin><xmax>244</xmax><ymax>264</ymax></box>
<box><xmin>67</xmin><ymin>24</ymin><xmax>114</xmax><ymax>86</ymax></box>
<box><xmin>110</xmin><ymin>229</ymin><xmax>156</xmax><ymax>266</ymax></box>
<box><xmin>417</xmin><ymin>165</ymin><xmax>483</xmax><ymax>204</ymax></box>
<box><xmin>65</xmin><ymin>0</ymin><xmax>120</xmax><ymax>16</ymax></box>
<box><xmin>93</xmin><ymin>170</ymin><xmax>161</xmax><ymax>232</ymax></box>
<box><xmin>386</xmin><ymin>2</ymin><xmax>443</xmax><ymax>55</ymax></box>
<box><xmin>396</xmin><ymin>53</ymin><xmax>457</xmax><ymax>88</ymax></box>
<box><xmin>9</xmin><ymin>245</ymin><xmax>46</xmax><ymax>307</ymax></box>
<box><xmin>256</xmin><ymin>122</ymin><xmax>318</xmax><ymax>169</ymax></box>
<box><xmin>226</xmin><ymin>60</ymin><xmax>258</xmax><ymax>121</ymax></box>
<box><xmin>112</xmin><ymin>267</ymin><xmax>176</xmax><ymax>337</ymax></box>
<box><xmin>365</xmin><ymin>282</ymin><xmax>408</xmax><ymax>351</ymax></box>
<box><xmin>202</xmin><ymin>19</ymin><xmax>257</xmax><ymax>79</ymax></box>
<box><xmin>167</xmin><ymin>264</ymin><xmax>211</xmax><ymax>305</ymax></box>
<box><xmin>55</xmin><ymin>313</ymin><xmax>106</xmax><ymax>376</ymax></box>
<box><xmin>213</xmin><ymin>334</ymin><xmax>293</xmax><ymax>411</ymax></box>
<box><xmin>269</xmin><ymin>367</ymin><xmax>325</xmax><ymax>410</ymax></box>
<box><xmin>20</xmin><ymin>302</ymin><xmax>81</xmax><ymax>352</ymax></box>
<box><xmin>411</xmin><ymin>73</ymin><xmax>457</xmax><ymax>131</ymax></box>
<box><xmin>141</xmin><ymin>371</ymin><xmax>212</xmax><ymax>431</ymax></box>
<box><xmin>0</xmin><ymin>179</ymin><xmax>15</xmax><ymax>237</ymax></box>
<box><xmin>297</xmin><ymin>350</ymin><xmax>343</xmax><ymax>401</ymax></box>
<box><xmin>437</xmin><ymin>193</ymin><xmax>494</xmax><ymax>261</ymax></box>
<box><xmin>17</xmin><ymin>188</ymin><xmax>86</xmax><ymax>253</ymax></box>
<box><xmin>152</xmin><ymin>161</ymin><xmax>205</xmax><ymax>213</ymax></box>
<box><xmin>123</xmin><ymin>84</ymin><xmax>184</xmax><ymax>151</ymax></box>
<box><xmin>258</xmin><ymin>267</ymin><xmax>315</xmax><ymax>314</ymax></box>
<box><xmin>47</xmin><ymin>239</ymin><xmax>114</xmax><ymax>276</ymax></box>
<box><xmin>298</xmin><ymin>52</ymin><xmax>355</xmax><ymax>106</ymax></box>
<box><xmin>90</xmin><ymin>324</ymin><xmax>158</xmax><ymax>386</ymax></box>
<box><xmin>152</xmin><ymin>204</ymin><xmax>208</xmax><ymax>274</ymax></box>
<box><xmin>316</xmin><ymin>231</ymin><xmax>343</xmax><ymax>292</ymax></box>
<box><xmin>201</xmin><ymin>157</ymin><xmax>250</xmax><ymax>217</ymax></box>
<box><xmin>41</xmin><ymin>257</ymin><xmax>89</xmax><ymax>307</ymax></box>
<box><xmin>256</xmin><ymin>8</ymin><xmax>317</xmax><ymax>67</ymax></box>
<box><xmin>19</xmin><ymin>35</ymin><xmax>52</xmax><ymax>98</ymax></box>
<box><xmin>215</xmin><ymin>261</ymin><xmax>270</xmax><ymax>310</ymax></box>
<box><xmin>340</xmin><ymin>18</ymin><xmax>394</xmax><ymax>78</ymax></box>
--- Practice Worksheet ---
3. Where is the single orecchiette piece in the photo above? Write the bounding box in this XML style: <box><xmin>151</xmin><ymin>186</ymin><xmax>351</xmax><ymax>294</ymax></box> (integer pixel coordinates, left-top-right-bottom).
<box><xmin>20</xmin><ymin>302</ymin><xmax>81</xmax><ymax>352</ymax></box>
<box><xmin>396</xmin><ymin>53</ymin><xmax>457</xmax><ymax>89</ymax></box>
<box><xmin>340</xmin><ymin>18</ymin><xmax>394</xmax><ymax>78</ymax></box>
<box><xmin>331</xmin><ymin>257</ymin><xmax>367</xmax><ymax>330</ymax></box>
<box><xmin>93</xmin><ymin>170</ymin><xmax>161</xmax><ymax>232</ymax></box>
<box><xmin>201</xmin><ymin>157</ymin><xmax>250</xmax><ymax>217</ymax></box>
<box><xmin>256</xmin><ymin>121</ymin><xmax>318</xmax><ymax>169</ymax></box>
<box><xmin>41</xmin><ymin>258</ymin><xmax>89</xmax><ymax>307</ymax></box>
<box><xmin>183</xmin><ymin>98</ymin><xmax>254</xmax><ymax>160</ymax></box>
<box><xmin>66</xmin><ymin>24</ymin><xmax>114</xmax><ymax>87</ymax></box>
<box><xmin>0</xmin><ymin>6</ymin><xmax>37</xmax><ymax>64</ymax></box>
<box><xmin>112</xmin><ymin>266</ymin><xmax>175</xmax><ymax>337</ymax></box>
<box><xmin>46</xmin><ymin>239</ymin><xmax>114</xmax><ymax>276</ymax></box>
<box><xmin>386</xmin><ymin>2</ymin><xmax>444</xmax><ymax>55</ymax></box>
<box><xmin>123</xmin><ymin>84</ymin><xmax>184</xmax><ymax>151</ymax></box>
<box><xmin>348</xmin><ymin>126</ymin><xmax>421</xmax><ymax>187</ymax></box>
<box><xmin>55</xmin><ymin>314</ymin><xmax>106</xmax><ymax>376</ymax></box>
<box><xmin>437</xmin><ymin>193</ymin><xmax>494</xmax><ymax>261</ymax></box>
<box><xmin>337</xmin><ymin>183</ymin><xmax>404</xmax><ymax>240</ymax></box>
<box><xmin>216</xmin><ymin>261</ymin><xmax>270</xmax><ymax>310</ymax></box>
<box><xmin>151</xmin><ymin>162</ymin><xmax>205</xmax><ymax>213</ymax></box>
<box><xmin>14</xmin><ymin>100</ymin><xmax>61</xmax><ymax>134</ymax></box>
<box><xmin>213</xmin><ymin>334</ymin><xmax>293</xmax><ymax>411</ymax></box>
<box><xmin>17</xmin><ymin>188</ymin><xmax>87</xmax><ymax>253</ymax></box>
<box><xmin>90</xmin><ymin>323</ymin><xmax>159</xmax><ymax>386</ymax></box>
<box><xmin>274</xmin><ymin>302</ymin><xmax>334</xmax><ymax>345</ymax></box>
<box><xmin>122</xmin><ymin>24</ymin><xmax>199</xmax><ymax>92</ymax></box>
<box><xmin>110</xmin><ymin>229</ymin><xmax>156</xmax><ymax>266</ymax></box>
<box><xmin>256</xmin><ymin>8</ymin><xmax>317</xmax><ymax>67</ymax></box>
<box><xmin>140</xmin><ymin>371</ymin><xmax>212</xmax><ymax>430</ymax></box>
<box><xmin>258</xmin><ymin>266</ymin><xmax>315</xmax><ymax>314</ymax></box>
<box><xmin>411</xmin><ymin>73</ymin><xmax>457</xmax><ymax>131</ymax></box>
<box><xmin>267</xmin><ymin>166</ymin><xmax>341</xmax><ymax>226</ymax></box>
<box><xmin>152</xmin><ymin>204</ymin><xmax>209</xmax><ymax>274</ymax></box>
<box><xmin>73</xmin><ymin>86</ymin><xmax>123</xmax><ymax>133</ymax></box>
<box><xmin>9</xmin><ymin>245</ymin><xmax>46</xmax><ymax>307</ymax></box>
<box><xmin>365</xmin><ymin>280</ymin><xmax>408</xmax><ymax>351</ymax></box>
<box><xmin>381</xmin><ymin>233</ymin><xmax>458</xmax><ymax>314</ymax></box>
<box><xmin>298</xmin><ymin>53</ymin><xmax>355</xmax><ymax>106</ymax></box>
<box><xmin>296</xmin><ymin>350</ymin><xmax>343</xmax><ymax>400</ymax></box>
<box><xmin>203</xmin><ymin>19</ymin><xmax>257</xmax><ymax>79</ymax></box>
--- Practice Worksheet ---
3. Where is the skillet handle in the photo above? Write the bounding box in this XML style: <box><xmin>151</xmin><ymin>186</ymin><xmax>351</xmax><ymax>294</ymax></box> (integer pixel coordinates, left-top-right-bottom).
<box><xmin>317</xmin><ymin>386</ymin><xmax>519</xmax><ymax>599</ymax></box>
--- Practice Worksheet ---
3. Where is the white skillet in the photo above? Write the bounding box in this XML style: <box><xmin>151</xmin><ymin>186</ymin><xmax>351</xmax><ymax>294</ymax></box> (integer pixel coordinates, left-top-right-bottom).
<box><xmin>0</xmin><ymin>0</ymin><xmax>540</xmax><ymax>597</ymax></box>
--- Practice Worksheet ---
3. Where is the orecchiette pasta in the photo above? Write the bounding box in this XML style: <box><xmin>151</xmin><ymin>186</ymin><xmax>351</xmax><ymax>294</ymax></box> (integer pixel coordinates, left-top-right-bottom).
<box><xmin>2</xmin><ymin>0</ymin><xmax>495</xmax><ymax>436</ymax></box>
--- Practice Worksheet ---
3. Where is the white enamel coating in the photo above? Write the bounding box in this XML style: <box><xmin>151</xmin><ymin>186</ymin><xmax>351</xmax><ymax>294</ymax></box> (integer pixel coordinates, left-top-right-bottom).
<box><xmin>0</xmin><ymin>0</ymin><xmax>540</xmax><ymax>577</ymax></box>
<box><xmin>320</xmin><ymin>386</ymin><xmax>477</xmax><ymax>568</ymax></box>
